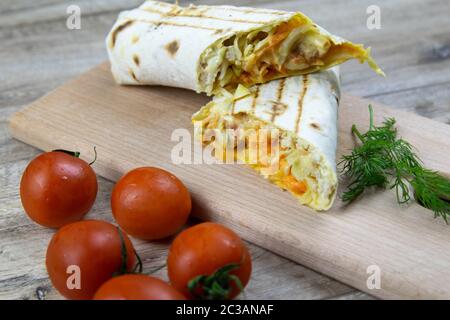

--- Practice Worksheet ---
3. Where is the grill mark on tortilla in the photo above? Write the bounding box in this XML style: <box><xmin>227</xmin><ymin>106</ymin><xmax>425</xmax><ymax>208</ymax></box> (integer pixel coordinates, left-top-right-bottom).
<box><xmin>110</xmin><ymin>20</ymin><xmax>134</xmax><ymax>48</ymax></box>
<box><xmin>310</xmin><ymin>123</ymin><xmax>321</xmax><ymax>131</ymax></box>
<box><xmin>150</xmin><ymin>2</ymin><xmax>288</xmax><ymax>16</ymax></box>
<box><xmin>217</xmin><ymin>7</ymin><xmax>287</xmax><ymax>16</ymax></box>
<box><xmin>251</xmin><ymin>87</ymin><xmax>260</xmax><ymax>112</ymax></box>
<box><xmin>141</xmin><ymin>7</ymin><xmax>269</xmax><ymax>24</ymax></box>
<box><xmin>165</xmin><ymin>40</ymin><xmax>180</xmax><ymax>57</ymax></box>
<box><xmin>295</xmin><ymin>75</ymin><xmax>309</xmax><ymax>133</ymax></box>
<box><xmin>271</xmin><ymin>78</ymin><xmax>286</xmax><ymax>122</ymax></box>
<box><xmin>129</xmin><ymin>18</ymin><xmax>224</xmax><ymax>32</ymax></box>
<box><xmin>276</xmin><ymin>78</ymin><xmax>286</xmax><ymax>102</ymax></box>
<box><xmin>132</xmin><ymin>54</ymin><xmax>140</xmax><ymax>66</ymax></box>
<box><xmin>129</xmin><ymin>69</ymin><xmax>138</xmax><ymax>82</ymax></box>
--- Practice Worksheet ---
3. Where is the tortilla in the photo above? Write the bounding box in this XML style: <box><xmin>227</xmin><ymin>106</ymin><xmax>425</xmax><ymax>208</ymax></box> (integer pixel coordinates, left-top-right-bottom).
<box><xmin>192</xmin><ymin>68</ymin><xmax>340</xmax><ymax>211</ymax></box>
<box><xmin>106</xmin><ymin>0</ymin><xmax>383</xmax><ymax>95</ymax></box>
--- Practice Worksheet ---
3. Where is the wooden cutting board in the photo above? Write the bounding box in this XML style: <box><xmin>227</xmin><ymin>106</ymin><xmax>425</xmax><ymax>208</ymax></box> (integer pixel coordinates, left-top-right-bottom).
<box><xmin>9</xmin><ymin>62</ymin><xmax>450</xmax><ymax>299</ymax></box>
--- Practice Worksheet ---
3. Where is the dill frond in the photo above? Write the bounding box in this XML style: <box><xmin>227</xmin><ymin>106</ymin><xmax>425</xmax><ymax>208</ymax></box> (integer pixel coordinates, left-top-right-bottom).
<box><xmin>340</xmin><ymin>105</ymin><xmax>450</xmax><ymax>222</ymax></box>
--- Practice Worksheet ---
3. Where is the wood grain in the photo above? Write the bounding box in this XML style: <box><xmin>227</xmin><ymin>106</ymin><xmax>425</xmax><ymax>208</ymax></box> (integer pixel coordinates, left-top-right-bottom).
<box><xmin>1</xmin><ymin>0</ymin><xmax>449</xmax><ymax>300</ymax></box>
<box><xmin>8</xmin><ymin>62</ymin><xmax>450</xmax><ymax>299</ymax></box>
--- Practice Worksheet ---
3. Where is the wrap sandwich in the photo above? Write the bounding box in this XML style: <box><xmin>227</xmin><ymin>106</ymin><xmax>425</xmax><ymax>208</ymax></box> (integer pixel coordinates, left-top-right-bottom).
<box><xmin>107</xmin><ymin>0</ymin><xmax>383</xmax><ymax>95</ymax></box>
<box><xmin>192</xmin><ymin>68</ymin><xmax>340</xmax><ymax>211</ymax></box>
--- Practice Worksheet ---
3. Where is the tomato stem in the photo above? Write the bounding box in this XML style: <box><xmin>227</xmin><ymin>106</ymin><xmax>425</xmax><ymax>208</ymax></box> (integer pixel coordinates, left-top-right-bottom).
<box><xmin>115</xmin><ymin>227</ymin><xmax>129</xmax><ymax>276</ymax></box>
<box><xmin>114</xmin><ymin>227</ymin><xmax>143</xmax><ymax>277</ymax></box>
<box><xmin>52</xmin><ymin>149</ymin><xmax>80</xmax><ymax>158</ymax></box>
<box><xmin>187</xmin><ymin>263</ymin><xmax>244</xmax><ymax>300</ymax></box>
<box><xmin>52</xmin><ymin>147</ymin><xmax>97</xmax><ymax>165</ymax></box>
<box><xmin>88</xmin><ymin>146</ymin><xmax>97</xmax><ymax>166</ymax></box>
<box><xmin>132</xmin><ymin>250</ymin><xmax>143</xmax><ymax>274</ymax></box>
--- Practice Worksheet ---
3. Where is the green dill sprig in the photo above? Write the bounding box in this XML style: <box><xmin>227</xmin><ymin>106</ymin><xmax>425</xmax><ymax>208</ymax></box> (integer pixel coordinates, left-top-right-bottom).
<box><xmin>340</xmin><ymin>105</ymin><xmax>450</xmax><ymax>223</ymax></box>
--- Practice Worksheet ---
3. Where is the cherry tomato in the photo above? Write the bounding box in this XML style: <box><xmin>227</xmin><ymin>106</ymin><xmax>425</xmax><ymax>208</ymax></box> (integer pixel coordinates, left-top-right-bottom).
<box><xmin>20</xmin><ymin>151</ymin><xmax>97</xmax><ymax>228</ymax></box>
<box><xmin>111</xmin><ymin>167</ymin><xmax>191</xmax><ymax>240</ymax></box>
<box><xmin>46</xmin><ymin>220</ymin><xmax>136</xmax><ymax>300</ymax></box>
<box><xmin>167</xmin><ymin>222</ymin><xmax>252</xmax><ymax>300</ymax></box>
<box><xmin>93</xmin><ymin>274</ymin><xmax>186</xmax><ymax>300</ymax></box>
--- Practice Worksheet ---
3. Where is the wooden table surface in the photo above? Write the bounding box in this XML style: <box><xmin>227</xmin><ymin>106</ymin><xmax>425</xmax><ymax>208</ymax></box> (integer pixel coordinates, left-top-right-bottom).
<box><xmin>1</xmin><ymin>0</ymin><xmax>449</xmax><ymax>300</ymax></box>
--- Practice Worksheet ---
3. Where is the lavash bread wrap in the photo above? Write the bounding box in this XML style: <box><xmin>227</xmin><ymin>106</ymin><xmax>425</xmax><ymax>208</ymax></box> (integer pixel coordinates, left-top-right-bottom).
<box><xmin>106</xmin><ymin>0</ymin><xmax>383</xmax><ymax>95</ymax></box>
<box><xmin>192</xmin><ymin>68</ymin><xmax>340</xmax><ymax>211</ymax></box>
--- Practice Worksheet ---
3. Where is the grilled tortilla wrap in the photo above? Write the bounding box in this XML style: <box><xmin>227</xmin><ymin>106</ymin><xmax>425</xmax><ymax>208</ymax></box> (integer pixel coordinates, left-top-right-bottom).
<box><xmin>192</xmin><ymin>68</ymin><xmax>340</xmax><ymax>211</ymax></box>
<box><xmin>107</xmin><ymin>0</ymin><xmax>382</xmax><ymax>95</ymax></box>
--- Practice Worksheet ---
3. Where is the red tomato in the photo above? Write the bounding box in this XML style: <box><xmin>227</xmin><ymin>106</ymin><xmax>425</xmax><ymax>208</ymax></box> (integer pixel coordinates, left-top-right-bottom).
<box><xmin>167</xmin><ymin>222</ymin><xmax>252</xmax><ymax>299</ymax></box>
<box><xmin>20</xmin><ymin>151</ymin><xmax>97</xmax><ymax>228</ymax></box>
<box><xmin>46</xmin><ymin>220</ymin><xmax>136</xmax><ymax>300</ymax></box>
<box><xmin>93</xmin><ymin>274</ymin><xmax>186</xmax><ymax>300</ymax></box>
<box><xmin>111</xmin><ymin>167</ymin><xmax>191</xmax><ymax>240</ymax></box>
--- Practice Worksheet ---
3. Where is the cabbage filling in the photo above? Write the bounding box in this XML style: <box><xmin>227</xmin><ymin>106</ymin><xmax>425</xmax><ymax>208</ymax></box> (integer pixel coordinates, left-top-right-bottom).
<box><xmin>199</xmin><ymin>15</ymin><xmax>375</xmax><ymax>94</ymax></box>
<box><xmin>193</xmin><ymin>100</ymin><xmax>337</xmax><ymax>210</ymax></box>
